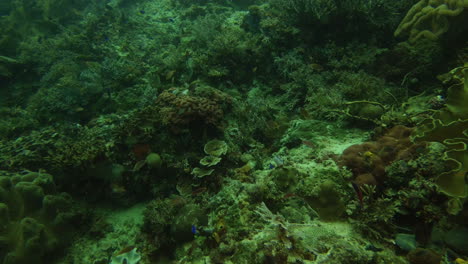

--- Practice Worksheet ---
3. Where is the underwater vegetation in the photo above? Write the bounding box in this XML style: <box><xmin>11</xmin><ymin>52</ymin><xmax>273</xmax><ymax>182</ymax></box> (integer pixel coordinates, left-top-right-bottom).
<box><xmin>0</xmin><ymin>0</ymin><xmax>467</xmax><ymax>263</ymax></box>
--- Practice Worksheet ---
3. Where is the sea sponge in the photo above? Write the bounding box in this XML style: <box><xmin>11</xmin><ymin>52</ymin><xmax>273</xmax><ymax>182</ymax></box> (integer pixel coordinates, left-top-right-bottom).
<box><xmin>395</xmin><ymin>0</ymin><xmax>468</xmax><ymax>43</ymax></box>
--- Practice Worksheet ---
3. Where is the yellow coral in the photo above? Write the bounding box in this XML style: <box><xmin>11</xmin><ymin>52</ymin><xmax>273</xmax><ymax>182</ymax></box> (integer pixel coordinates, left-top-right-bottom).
<box><xmin>395</xmin><ymin>0</ymin><xmax>468</xmax><ymax>43</ymax></box>
<box><xmin>412</xmin><ymin>64</ymin><xmax>468</xmax><ymax>197</ymax></box>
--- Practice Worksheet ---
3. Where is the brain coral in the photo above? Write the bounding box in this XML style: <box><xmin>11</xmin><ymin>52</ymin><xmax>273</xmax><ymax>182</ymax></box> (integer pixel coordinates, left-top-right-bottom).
<box><xmin>339</xmin><ymin>125</ymin><xmax>421</xmax><ymax>186</ymax></box>
<box><xmin>155</xmin><ymin>86</ymin><xmax>231</xmax><ymax>132</ymax></box>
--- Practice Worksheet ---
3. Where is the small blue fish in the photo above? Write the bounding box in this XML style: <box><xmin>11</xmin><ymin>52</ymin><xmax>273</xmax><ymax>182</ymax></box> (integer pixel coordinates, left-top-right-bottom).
<box><xmin>272</xmin><ymin>155</ymin><xmax>284</xmax><ymax>167</ymax></box>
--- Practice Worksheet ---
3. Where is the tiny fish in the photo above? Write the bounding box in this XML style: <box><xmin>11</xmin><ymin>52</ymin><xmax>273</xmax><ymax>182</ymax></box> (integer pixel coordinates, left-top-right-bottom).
<box><xmin>133</xmin><ymin>160</ymin><xmax>146</xmax><ymax>172</ymax></box>
<box><xmin>272</xmin><ymin>155</ymin><xmax>284</xmax><ymax>167</ymax></box>
<box><xmin>365</xmin><ymin>244</ymin><xmax>383</xmax><ymax>252</ymax></box>
<box><xmin>309</xmin><ymin>63</ymin><xmax>324</xmax><ymax>71</ymax></box>
<box><xmin>115</xmin><ymin>246</ymin><xmax>136</xmax><ymax>256</ymax></box>
<box><xmin>191</xmin><ymin>187</ymin><xmax>207</xmax><ymax>196</ymax></box>
<box><xmin>282</xmin><ymin>193</ymin><xmax>296</xmax><ymax>199</ymax></box>
<box><xmin>302</xmin><ymin>140</ymin><xmax>315</xmax><ymax>148</ymax></box>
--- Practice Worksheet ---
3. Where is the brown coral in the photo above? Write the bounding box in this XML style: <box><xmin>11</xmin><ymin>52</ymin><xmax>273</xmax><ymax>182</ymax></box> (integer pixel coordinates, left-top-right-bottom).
<box><xmin>339</xmin><ymin>125</ymin><xmax>421</xmax><ymax>185</ymax></box>
<box><xmin>156</xmin><ymin>87</ymin><xmax>230</xmax><ymax>132</ymax></box>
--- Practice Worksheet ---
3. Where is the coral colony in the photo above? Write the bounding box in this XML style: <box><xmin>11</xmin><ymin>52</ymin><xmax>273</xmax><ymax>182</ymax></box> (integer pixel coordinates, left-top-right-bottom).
<box><xmin>0</xmin><ymin>0</ymin><xmax>467</xmax><ymax>263</ymax></box>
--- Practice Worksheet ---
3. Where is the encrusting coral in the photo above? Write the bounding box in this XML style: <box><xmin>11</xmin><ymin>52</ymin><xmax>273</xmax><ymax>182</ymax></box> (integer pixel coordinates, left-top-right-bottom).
<box><xmin>394</xmin><ymin>0</ymin><xmax>468</xmax><ymax>43</ymax></box>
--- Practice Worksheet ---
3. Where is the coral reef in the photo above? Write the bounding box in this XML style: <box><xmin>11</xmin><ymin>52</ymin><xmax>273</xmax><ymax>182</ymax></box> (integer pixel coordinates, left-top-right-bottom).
<box><xmin>412</xmin><ymin>64</ymin><xmax>468</xmax><ymax>197</ymax></box>
<box><xmin>0</xmin><ymin>0</ymin><xmax>467</xmax><ymax>263</ymax></box>
<box><xmin>155</xmin><ymin>86</ymin><xmax>231</xmax><ymax>132</ymax></box>
<box><xmin>339</xmin><ymin>125</ymin><xmax>421</xmax><ymax>186</ymax></box>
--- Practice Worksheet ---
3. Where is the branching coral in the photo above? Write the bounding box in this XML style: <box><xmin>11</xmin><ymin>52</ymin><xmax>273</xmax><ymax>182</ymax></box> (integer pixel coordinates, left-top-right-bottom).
<box><xmin>394</xmin><ymin>0</ymin><xmax>468</xmax><ymax>43</ymax></box>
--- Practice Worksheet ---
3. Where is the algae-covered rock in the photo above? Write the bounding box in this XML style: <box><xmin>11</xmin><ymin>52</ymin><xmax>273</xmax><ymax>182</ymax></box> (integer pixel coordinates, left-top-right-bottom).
<box><xmin>358</xmin><ymin>104</ymin><xmax>384</xmax><ymax>120</ymax></box>
<box><xmin>270</xmin><ymin>166</ymin><xmax>300</xmax><ymax>192</ymax></box>
<box><xmin>306</xmin><ymin>179</ymin><xmax>345</xmax><ymax>220</ymax></box>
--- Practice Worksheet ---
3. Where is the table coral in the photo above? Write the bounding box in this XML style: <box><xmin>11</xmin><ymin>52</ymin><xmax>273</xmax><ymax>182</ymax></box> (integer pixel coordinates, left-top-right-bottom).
<box><xmin>394</xmin><ymin>0</ymin><xmax>468</xmax><ymax>43</ymax></box>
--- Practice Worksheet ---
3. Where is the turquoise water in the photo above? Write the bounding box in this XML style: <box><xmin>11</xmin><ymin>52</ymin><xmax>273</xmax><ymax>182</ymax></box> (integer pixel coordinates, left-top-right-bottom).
<box><xmin>0</xmin><ymin>0</ymin><xmax>467</xmax><ymax>263</ymax></box>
